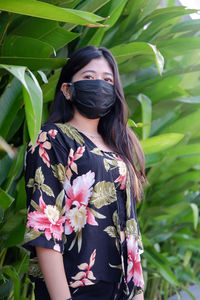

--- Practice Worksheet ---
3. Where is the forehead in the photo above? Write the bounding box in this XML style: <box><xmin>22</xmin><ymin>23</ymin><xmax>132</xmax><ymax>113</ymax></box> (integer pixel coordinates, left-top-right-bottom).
<box><xmin>77</xmin><ymin>57</ymin><xmax>113</xmax><ymax>76</ymax></box>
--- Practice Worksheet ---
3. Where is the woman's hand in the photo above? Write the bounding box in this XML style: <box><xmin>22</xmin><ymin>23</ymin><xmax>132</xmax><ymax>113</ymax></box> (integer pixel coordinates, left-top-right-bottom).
<box><xmin>133</xmin><ymin>292</ymin><xmax>144</xmax><ymax>300</ymax></box>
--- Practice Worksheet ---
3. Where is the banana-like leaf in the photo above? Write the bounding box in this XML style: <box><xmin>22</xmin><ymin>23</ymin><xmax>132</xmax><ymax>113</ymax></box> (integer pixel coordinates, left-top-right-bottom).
<box><xmin>0</xmin><ymin>188</ymin><xmax>14</xmax><ymax>212</ymax></box>
<box><xmin>42</xmin><ymin>71</ymin><xmax>61</xmax><ymax>103</ymax></box>
<box><xmin>166</xmin><ymin>144</ymin><xmax>200</xmax><ymax>158</ymax></box>
<box><xmin>110</xmin><ymin>42</ymin><xmax>164</xmax><ymax>75</ymax></box>
<box><xmin>0</xmin><ymin>0</ymin><xmax>107</xmax><ymax>26</ymax></box>
<box><xmin>143</xmin><ymin>248</ymin><xmax>179</xmax><ymax>285</ymax></box>
<box><xmin>170</xmin><ymin>19</ymin><xmax>200</xmax><ymax>34</ymax></box>
<box><xmin>138</xmin><ymin>94</ymin><xmax>152</xmax><ymax>140</ymax></box>
<box><xmin>64</xmin><ymin>0</ymin><xmax>110</xmax><ymax>31</ymax></box>
<box><xmin>162</xmin><ymin>109</ymin><xmax>200</xmax><ymax>136</ymax></box>
<box><xmin>87</xmin><ymin>0</ymin><xmax>128</xmax><ymax>46</ymax></box>
<box><xmin>0</xmin><ymin>78</ymin><xmax>22</xmax><ymax>139</ymax></box>
<box><xmin>140</xmin><ymin>133</ymin><xmax>184</xmax><ymax>154</ymax></box>
<box><xmin>0</xmin><ymin>57</ymin><xmax>66</xmax><ymax>70</ymax></box>
<box><xmin>2</xmin><ymin>35</ymin><xmax>54</xmax><ymax>58</ymax></box>
<box><xmin>157</xmin><ymin>37</ymin><xmax>200</xmax><ymax>59</ymax></box>
<box><xmin>124</xmin><ymin>64</ymin><xmax>200</xmax><ymax>94</ymax></box>
<box><xmin>0</xmin><ymin>65</ymin><xmax>42</xmax><ymax>144</ymax></box>
<box><xmin>10</xmin><ymin>18</ymin><xmax>80</xmax><ymax>52</ymax></box>
<box><xmin>134</xmin><ymin>6</ymin><xmax>197</xmax><ymax>40</ymax></box>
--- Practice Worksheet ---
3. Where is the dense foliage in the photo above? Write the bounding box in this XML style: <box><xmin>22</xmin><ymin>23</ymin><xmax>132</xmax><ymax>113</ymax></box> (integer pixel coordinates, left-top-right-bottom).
<box><xmin>0</xmin><ymin>0</ymin><xmax>200</xmax><ymax>299</ymax></box>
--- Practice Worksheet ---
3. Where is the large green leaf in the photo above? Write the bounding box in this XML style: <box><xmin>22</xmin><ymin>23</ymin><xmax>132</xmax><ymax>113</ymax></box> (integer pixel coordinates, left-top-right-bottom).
<box><xmin>10</xmin><ymin>18</ymin><xmax>80</xmax><ymax>52</ymax></box>
<box><xmin>64</xmin><ymin>0</ymin><xmax>110</xmax><ymax>31</ymax></box>
<box><xmin>166</xmin><ymin>144</ymin><xmax>200</xmax><ymax>158</ymax></box>
<box><xmin>170</xmin><ymin>19</ymin><xmax>200</xmax><ymax>34</ymax></box>
<box><xmin>140</xmin><ymin>133</ymin><xmax>184</xmax><ymax>154</ymax></box>
<box><xmin>124</xmin><ymin>64</ymin><xmax>200</xmax><ymax>94</ymax></box>
<box><xmin>0</xmin><ymin>0</ymin><xmax>106</xmax><ymax>26</ymax></box>
<box><xmin>0</xmin><ymin>78</ymin><xmax>22</xmax><ymax>139</ymax></box>
<box><xmin>0</xmin><ymin>57</ymin><xmax>66</xmax><ymax>70</ymax></box>
<box><xmin>2</xmin><ymin>35</ymin><xmax>54</xmax><ymax>58</ymax></box>
<box><xmin>134</xmin><ymin>6</ymin><xmax>196</xmax><ymax>41</ymax></box>
<box><xmin>42</xmin><ymin>71</ymin><xmax>61</xmax><ymax>103</ymax></box>
<box><xmin>87</xmin><ymin>0</ymin><xmax>128</xmax><ymax>46</ymax></box>
<box><xmin>0</xmin><ymin>65</ymin><xmax>42</xmax><ymax>144</ymax></box>
<box><xmin>144</xmin><ymin>248</ymin><xmax>179</xmax><ymax>285</ymax></box>
<box><xmin>138</xmin><ymin>94</ymin><xmax>152</xmax><ymax>140</ymax></box>
<box><xmin>157</xmin><ymin>37</ymin><xmax>200</xmax><ymax>59</ymax></box>
<box><xmin>157</xmin><ymin>156</ymin><xmax>200</xmax><ymax>183</ymax></box>
<box><xmin>0</xmin><ymin>189</ymin><xmax>14</xmax><ymax>212</ymax></box>
<box><xmin>110</xmin><ymin>42</ymin><xmax>164</xmax><ymax>75</ymax></box>
<box><xmin>162</xmin><ymin>109</ymin><xmax>200</xmax><ymax>136</ymax></box>
<box><xmin>105</xmin><ymin>0</ymin><xmax>162</xmax><ymax>46</ymax></box>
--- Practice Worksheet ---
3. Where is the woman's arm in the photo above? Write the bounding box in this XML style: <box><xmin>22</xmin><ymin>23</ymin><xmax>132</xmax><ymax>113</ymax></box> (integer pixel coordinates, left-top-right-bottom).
<box><xmin>36</xmin><ymin>246</ymin><xmax>72</xmax><ymax>300</ymax></box>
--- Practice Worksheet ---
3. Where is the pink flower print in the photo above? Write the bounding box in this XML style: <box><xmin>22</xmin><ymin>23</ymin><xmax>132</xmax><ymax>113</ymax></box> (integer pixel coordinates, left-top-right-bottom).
<box><xmin>70</xmin><ymin>249</ymin><xmax>96</xmax><ymax>288</ymax></box>
<box><xmin>114</xmin><ymin>155</ymin><xmax>127</xmax><ymax>190</ymax></box>
<box><xmin>28</xmin><ymin>129</ymin><xmax>58</xmax><ymax>167</ymax></box>
<box><xmin>64</xmin><ymin>171</ymin><xmax>98</xmax><ymax>234</ymax></box>
<box><xmin>66</xmin><ymin>146</ymin><xmax>85</xmax><ymax>180</ymax></box>
<box><xmin>27</xmin><ymin>196</ymin><xmax>66</xmax><ymax>242</ymax></box>
<box><xmin>38</xmin><ymin>141</ymin><xmax>51</xmax><ymax>167</ymax></box>
<box><xmin>48</xmin><ymin>129</ymin><xmax>58</xmax><ymax>139</ymax></box>
<box><xmin>127</xmin><ymin>235</ymin><xmax>144</xmax><ymax>288</ymax></box>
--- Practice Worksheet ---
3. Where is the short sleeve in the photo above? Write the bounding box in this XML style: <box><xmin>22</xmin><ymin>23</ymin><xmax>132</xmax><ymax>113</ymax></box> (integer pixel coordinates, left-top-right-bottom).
<box><xmin>23</xmin><ymin>125</ymin><xmax>68</xmax><ymax>255</ymax></box>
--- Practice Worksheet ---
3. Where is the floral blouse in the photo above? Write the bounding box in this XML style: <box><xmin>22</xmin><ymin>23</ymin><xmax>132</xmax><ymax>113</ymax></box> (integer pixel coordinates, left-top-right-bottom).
<box><xmin>23</xmin><ymin>123</ymin><xmax>144</xmax><ymax>299</ymax></box>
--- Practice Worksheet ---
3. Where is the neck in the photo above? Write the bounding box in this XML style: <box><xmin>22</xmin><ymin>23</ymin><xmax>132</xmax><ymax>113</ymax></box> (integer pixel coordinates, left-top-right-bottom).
<box><xmin>69</xmin><ymin>109</ymin><xmax>100</xmax><ymax>134</ymax></box>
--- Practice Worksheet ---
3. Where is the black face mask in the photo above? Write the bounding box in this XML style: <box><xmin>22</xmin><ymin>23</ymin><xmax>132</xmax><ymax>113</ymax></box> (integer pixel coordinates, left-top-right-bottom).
<box><xmin>69</xmin><ymin>80</ymin><xmax>116</xmax><ymax>119</ymax></box>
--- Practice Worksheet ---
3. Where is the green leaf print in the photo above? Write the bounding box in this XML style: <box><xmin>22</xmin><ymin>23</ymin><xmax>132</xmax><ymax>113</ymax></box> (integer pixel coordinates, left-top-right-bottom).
<box><xmin>56</xmin><ymin>123</ymin><xmax>84</xmax><ymax>145</ymax></box>
<box><xmin>89</xmin><ymin>208</ymin><xmax>106</xmax><ymax>219</ymax></box>
<box><xmin>104</xmin><ymin>225</ymin><xmax>120</xmax><ymax>252</ymax></box>
<box><xmin>27</xmin><ymin>178</ymin><xmax>34</xmax><ymax>188</ymax></box>
<box><xmin>90</xmin><ymin>181</ymin><xmax>117</xmax><ymax>209</ymax></box>
<box><xmin>90</xmin><ymin>147</ymin><xmax>103</xmax><ymax>156</ymax></box>
<box><xmin>125</xmin><ymin>219</ymin><xmax>138</xmax><ymax>236</ymax></box>
<box><xmin>55</xmin><ymin>190</ymin><xmax>65</xmax><ymax>214</ymax></box>
<box><xmin>35</xmin><ymin>167</ymin><xmax>44</xmax><ymax>185</ymax></box>
<box><xmin>109</xmin><ymin>263</ymin><xmax>122</xmax><ymax>270</ymax></box>
<box><xmin>30</xmin><ymin>199</ymin><xmax>40</xmax><ymax>212</ymax></box>
<box><xmin>103</xmin><ymin>158</ymin><xmax>111</xmax><ymax>171</ymax></box>
<box><xmin>23</xmin><ymin>227</ymin><xmax>42</xmax><ymax>244</ymax></box>
<box><xmin>52</xmin><ymin>163</ymin><xmax>66</xmax><ymax>185</ymax></box>
<box><xmin>104</xmin><ymin>226</ymin><xmax>117</xmax><ymax>238</ymax></box>
<box><xmin>112</xmin><ymin>210</ymin><xmax>120</xmax><ymax>235</ymax></box>
<box><xmin>41</xmin><ymin>183</ymin><xmax>55</xmax><ymax>197</ymax></box>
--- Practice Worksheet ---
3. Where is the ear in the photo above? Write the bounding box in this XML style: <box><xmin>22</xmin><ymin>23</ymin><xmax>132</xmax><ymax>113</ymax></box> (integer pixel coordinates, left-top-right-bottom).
<box><xmin>61</xmin><ymin>83</ymin><xmax>71</xmax><ymax>100</ymax></box>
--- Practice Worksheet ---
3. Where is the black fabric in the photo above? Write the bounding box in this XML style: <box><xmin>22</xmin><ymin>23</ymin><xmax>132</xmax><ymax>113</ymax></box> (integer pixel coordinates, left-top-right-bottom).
<box><xmin>23</xmin><ymin>122</ymin><xmax>144</xmax><ymax>299</ymax></box>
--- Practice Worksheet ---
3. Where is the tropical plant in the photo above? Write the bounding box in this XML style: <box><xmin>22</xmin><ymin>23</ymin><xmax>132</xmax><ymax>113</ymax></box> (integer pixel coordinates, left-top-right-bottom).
<box><xmin>0</xmin><ymin>0</ymin><xmax>200</xmax><ymax>299</ymax></box>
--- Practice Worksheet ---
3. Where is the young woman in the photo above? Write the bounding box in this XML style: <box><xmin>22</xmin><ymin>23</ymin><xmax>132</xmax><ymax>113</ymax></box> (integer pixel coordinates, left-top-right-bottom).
<box><xmin>23</xmin><ymin>46</ymin><xmax>146</xmax><ymax>300</ymax></box>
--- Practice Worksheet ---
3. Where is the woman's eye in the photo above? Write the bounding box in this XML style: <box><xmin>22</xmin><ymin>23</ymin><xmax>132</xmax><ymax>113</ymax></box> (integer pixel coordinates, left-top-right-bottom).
<box><xmin>84</xmin><ymin>75</ymin><xmax>94</xmax><ymax>80</ymax></box>
<box><xmin>104</xmin><ymin>78</ymin><xmax>113</xmax><ymax>83</ymax></box>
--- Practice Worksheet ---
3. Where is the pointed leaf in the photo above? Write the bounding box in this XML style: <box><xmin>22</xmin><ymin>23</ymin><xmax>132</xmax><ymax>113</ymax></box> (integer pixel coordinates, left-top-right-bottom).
<box><xmin>0</xmin><ymin>0</ymin><xmax>106</xmax><ymax>26</ymax></box>
<box><xmin>140</xmin><ymin>133</ymin><xmax>184</xmax><ymax>154</ymax></box>
<box><xmin>138</xmin><ymin>94</ymin><xmax>152</xmax><ymax>140</ymax></box>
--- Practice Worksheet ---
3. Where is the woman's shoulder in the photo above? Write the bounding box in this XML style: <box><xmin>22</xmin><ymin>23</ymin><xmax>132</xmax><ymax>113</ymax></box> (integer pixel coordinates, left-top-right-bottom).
<box><xmin>40</xmin><ymin>122</ymin><xmax>85</xmax><ymax>148</ymax></box>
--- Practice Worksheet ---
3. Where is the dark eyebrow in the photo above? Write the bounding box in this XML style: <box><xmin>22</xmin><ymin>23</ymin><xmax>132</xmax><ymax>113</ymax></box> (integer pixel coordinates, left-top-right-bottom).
<box><xmin>81</xmin><ymin>70</ymin><xmax>113</xmax><ymax>77</ymax></box>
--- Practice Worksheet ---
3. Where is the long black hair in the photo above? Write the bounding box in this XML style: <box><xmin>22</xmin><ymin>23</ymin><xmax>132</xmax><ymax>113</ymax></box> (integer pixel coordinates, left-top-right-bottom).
<box><xmin>47</xmin><ymin>46</ymin><xmax>146</xmax><ymax>202</ymax></box>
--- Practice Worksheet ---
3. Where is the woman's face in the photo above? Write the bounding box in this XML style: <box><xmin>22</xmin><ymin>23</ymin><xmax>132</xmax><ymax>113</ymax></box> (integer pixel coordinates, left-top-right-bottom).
<box><xmin>72</xmin><ymin>57</ymin><xmax>114</xmax><ymax>85</ymax></box>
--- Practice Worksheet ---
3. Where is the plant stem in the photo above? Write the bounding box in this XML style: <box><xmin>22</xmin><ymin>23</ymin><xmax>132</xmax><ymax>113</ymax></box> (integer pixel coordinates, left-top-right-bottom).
<box><xmin>0</xmin><ymin>13</ymin><xmax>14</xmax><ymax>45</ymax></box>
<box><xmin>0</xmin><ymin>248</ymin><xmax>7</xmax><ymax>267</ymax></box>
